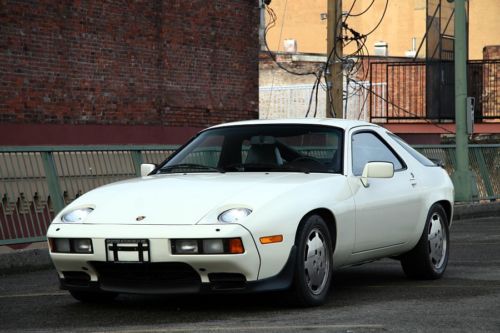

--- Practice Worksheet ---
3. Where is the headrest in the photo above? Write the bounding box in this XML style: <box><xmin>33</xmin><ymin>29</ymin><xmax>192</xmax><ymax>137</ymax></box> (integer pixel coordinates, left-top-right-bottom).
<box><xmin>249</xmin><ymin>136</ymin><xmax>276</xmax><ymax>145</ymax></box>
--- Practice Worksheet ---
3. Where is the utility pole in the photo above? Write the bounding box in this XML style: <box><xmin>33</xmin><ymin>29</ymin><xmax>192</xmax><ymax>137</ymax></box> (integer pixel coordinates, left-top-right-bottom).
<box><xmin>451</xmin><ymin>0</ymin><xmax>474</xmax><ymax>201</ymax></box>
<box><xmin>326</xmin><ymin>0</ymin><xmax>343</xmax><ymax>118</ymax></box>
<box><xmin>259</xmin><ymin>0</ymin><xmax>267</xmax><ymax>51</ymax></box>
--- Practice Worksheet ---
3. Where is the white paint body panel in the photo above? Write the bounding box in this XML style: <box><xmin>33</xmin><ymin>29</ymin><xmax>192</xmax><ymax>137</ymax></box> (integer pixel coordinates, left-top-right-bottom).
<box><xmin>47</xmin><ymin>119</ymin><xmax>454</xmax><ymax>289</ymax></box>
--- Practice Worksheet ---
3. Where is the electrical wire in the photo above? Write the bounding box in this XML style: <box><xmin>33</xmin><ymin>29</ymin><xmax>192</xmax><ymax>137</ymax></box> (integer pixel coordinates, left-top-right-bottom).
<box><xmin>264</xmin><ymin>0</ymin><xmax>454</xmax><ymax>135</ymax></box>
<box><xmin>348</xmin><ymin>0</ymin><xmax>375</xmax><ymax>17</ymax></box>
<box><xmin>263</xmin><ymin>4</ymin><xmax>319</xmax><ymax>77</ymax></box>
<box><xmin>359</xmin><ymin>0</ymin><xmax>388</xmax><ymax>38</ymax></box>
<box><xmin>350</xmin><ymin>79</ymin><xmax>455</xmax><ymax>134</ymax></box>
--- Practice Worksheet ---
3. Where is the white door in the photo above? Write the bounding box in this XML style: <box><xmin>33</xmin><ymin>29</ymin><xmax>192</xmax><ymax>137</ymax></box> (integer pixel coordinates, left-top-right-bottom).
<box><xmin>349</xmin><ymin>131</ymin><xmax>421</xmax><ymax>253</ymax></box>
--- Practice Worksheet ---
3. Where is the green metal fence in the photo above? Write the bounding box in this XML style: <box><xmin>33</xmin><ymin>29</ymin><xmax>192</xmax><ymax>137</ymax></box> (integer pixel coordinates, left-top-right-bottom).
<box><xmin>0</xmin><ymin>144</ymin><xmax>498</xmax><ymax>245</ymax></box>
<box><xmin>414</xmin><ymin>145</ymin><xmax>499</xmax><ymax>202</ymax></box>
<box><xmin>0</xmin><ymin>145</ymin><xmax>177</xmax><ymax>245</ymax></box>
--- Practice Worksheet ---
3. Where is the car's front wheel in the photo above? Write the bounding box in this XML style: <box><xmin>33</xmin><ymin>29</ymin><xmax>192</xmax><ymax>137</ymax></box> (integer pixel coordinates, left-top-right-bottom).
<box><xmin>69</xmin><ymin>290</ymin><xmax>118</xmax><ymax>303</ymax></box>
<box><xmin>290</xmin><ymin>214</ymin><xmax>333</xmax><ymax>306</ymax></box>
<box><xmin>401</xmin><ymin>203</ymin><xmax>450</xmax><ymax>279</ymax></box>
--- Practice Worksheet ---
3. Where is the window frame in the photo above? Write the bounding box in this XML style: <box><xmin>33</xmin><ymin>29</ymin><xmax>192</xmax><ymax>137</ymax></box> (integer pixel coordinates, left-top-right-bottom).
<box><xmin>350</xmin><ymin>129</ymin><xmax>407</xmax><ymax>176</ymax></box>
<box><xmin>155</xmin><ymin>124</ymin><xmax>345</xmax><ymax>174</ymax></box>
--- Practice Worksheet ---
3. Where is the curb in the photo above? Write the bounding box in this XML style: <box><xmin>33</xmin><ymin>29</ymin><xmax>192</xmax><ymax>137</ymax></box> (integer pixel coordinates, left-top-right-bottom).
<box><xmin>453</xmin><ymin>201</ymin><xmax>500</xmax><ymax>221</ymax></box>
<box><xmin>0</xmin><ymin>247</ymin><xmax>52</xmax><ymax>275</ymax></box>
<box><xmin>0</xmin><ymin>202</ymin><xmax>498</xmax><ymax>275</ymax></box>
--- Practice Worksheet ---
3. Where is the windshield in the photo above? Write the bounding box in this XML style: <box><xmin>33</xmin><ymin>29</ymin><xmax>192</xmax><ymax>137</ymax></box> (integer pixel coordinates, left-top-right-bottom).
<box><xmin>157</xmin><ymin>124</ymin><xmax>344</xmax><ymax>174</ymax></box>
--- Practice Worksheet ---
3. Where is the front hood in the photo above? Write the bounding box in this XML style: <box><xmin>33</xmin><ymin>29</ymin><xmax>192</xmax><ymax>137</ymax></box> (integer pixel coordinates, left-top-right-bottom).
<box><xmin>57</xmin><ymin>172</ymin><xmax>338</xmax><ymax>225</ymax></box>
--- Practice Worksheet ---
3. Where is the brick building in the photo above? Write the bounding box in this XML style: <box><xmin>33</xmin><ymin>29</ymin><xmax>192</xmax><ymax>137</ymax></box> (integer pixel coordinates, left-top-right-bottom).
<box><xmin>0</xmin><ymin>0</ymin><xmax>259</xmax><ymax>145</ymax></box>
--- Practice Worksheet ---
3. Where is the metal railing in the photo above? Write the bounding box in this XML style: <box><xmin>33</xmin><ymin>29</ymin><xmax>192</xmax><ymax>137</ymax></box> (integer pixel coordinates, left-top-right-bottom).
<box><xmin>0</xmin><ymin>146</ymin><xmax>177</xmax><ymax>245</ymax></box>
<box><xmin>1</xmin><ymin>144</ymin><xmax>498</xmax><ymax>245</ymax></box>
<box><xmin>414</xmin><ymin>144</ymin><xmax>499</xmax><ymax>201</ymax></box>
<box><xmin>369</xmin><ymin>60</ymin><xmax>500</xmax><ymax>123</ymax></box>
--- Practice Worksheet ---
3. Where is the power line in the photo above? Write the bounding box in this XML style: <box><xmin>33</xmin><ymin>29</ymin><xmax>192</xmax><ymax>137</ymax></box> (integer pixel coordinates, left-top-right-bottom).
<box><xmin>348</xmin><ymin>0</ymin><xmax>375</xmax><ymax>17</ymax></box>
<box><xmin>264</xmin><ymin>0</ymin><xmax>449</xmax><ymax>134</ymax></box>
<box><xmin>349</xmin><ymin>79</ymin><xmax>455</xmax><ymax>134</ymax></box>
<box><xmin>358</xmin><ymin>0</ymin><xmax>388</xmax><ymax>37</ymax></box>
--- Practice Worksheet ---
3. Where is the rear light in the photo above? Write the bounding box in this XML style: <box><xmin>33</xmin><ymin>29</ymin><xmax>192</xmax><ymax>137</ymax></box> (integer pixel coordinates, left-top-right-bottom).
<box><xmin>49</xmin><ymin>238</ymin><xmax>93</xmax><ymax>254</ymax></box>
<box><xmin>171</xmin><ymin>238</ymin><xmax>244</xmax><ymax>255</ymax></box>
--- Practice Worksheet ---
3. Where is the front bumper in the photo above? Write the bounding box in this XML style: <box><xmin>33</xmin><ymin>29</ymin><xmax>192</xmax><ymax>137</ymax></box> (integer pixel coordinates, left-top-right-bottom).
<box><xmin>47</xmin><ymin>223</ymin><xmax>295</xmax><ymax>294</ymax></box>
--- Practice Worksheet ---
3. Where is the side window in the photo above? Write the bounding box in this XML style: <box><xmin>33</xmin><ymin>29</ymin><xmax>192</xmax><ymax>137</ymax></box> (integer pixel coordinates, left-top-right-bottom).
<box><xmin>352</xmin><ymin>132</ymin><xmax>404</xmax><ymax>176</ymax></box>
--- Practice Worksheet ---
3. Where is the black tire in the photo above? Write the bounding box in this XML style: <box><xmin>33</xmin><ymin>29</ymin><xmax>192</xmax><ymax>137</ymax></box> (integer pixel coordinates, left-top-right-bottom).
<box><xmin>289</xmin><ymin>214</ymin><xmax>333</xmax><ymax>306</ymax></box>
<box><xmin>401</xmin><ymin>204</ymin><xmax>450</xmax><ymax>279</ymax></box>
<box><xmin>69</xmin><ymin>290</ymin><xmax>118</xmax><ymax>303</ymax></box>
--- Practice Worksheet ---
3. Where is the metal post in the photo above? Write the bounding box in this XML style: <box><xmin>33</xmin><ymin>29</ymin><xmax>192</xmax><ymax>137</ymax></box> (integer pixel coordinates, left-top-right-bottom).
<box><xmin>451</xmin><ymin>0</ymin><xmax>474</xmax><ymax>202</ymax></box>
<box><xmin>326</xmin><ymin>0</ymin><xmax>343</xmax><ymax>118</ymax></box>
<box><xmin>41</xmin><ymin>151</ymin><xmax>65</xmax><ymax>213</ymax></box>
<box><xmin>131</xmin><ymin>150</ymin><xmax>143</xmax><ymax>177</ymax></box>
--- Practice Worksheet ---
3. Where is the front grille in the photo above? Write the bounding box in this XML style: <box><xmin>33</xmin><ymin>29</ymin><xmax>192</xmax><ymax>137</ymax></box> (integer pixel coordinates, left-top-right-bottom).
<box><xmin>62</xmin><ymin>271</ymin><xmax>91</xmax><ymax>287</ymax></box>
<box><xmin>90</xmin><ymin>262</ymin><xmax>201</xmax><ymax>293</ymax></box>
<box><xmin>208</xmin><ymin>273</ymin><xmax>247</xmax><ymax>290</ymax></box>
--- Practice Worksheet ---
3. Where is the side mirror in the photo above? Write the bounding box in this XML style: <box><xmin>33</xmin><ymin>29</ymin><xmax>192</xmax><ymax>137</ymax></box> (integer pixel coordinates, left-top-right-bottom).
<box><xmin>360</xmin><ymin>162</ymin><xmax>394</xmax><ymax>187</ymax></box>
<box><xmin>140</xmin><ymin>163</ymin><xmax>156</xmax><ymax>177</ymax></box>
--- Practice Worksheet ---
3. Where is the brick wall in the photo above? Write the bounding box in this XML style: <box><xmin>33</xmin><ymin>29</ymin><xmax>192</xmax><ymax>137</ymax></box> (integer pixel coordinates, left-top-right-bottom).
<box><xmin>0</xmin><ymin>0</ymin><xmax>259</xmax><ymax>144</ymax></box>
<box><xmin>483</xmin><ymin>45</ymin><xmax>500</xmax><ymax>60</ymax></box>
<box><xmin>364</xmin><ymin>57</ymin><xmax>427</xmax><ymax>122</ymax></box>
<box><xmin>482</xmin><ymin>46</ymin><xmax>500</xmax><ymax>118</ymax></box>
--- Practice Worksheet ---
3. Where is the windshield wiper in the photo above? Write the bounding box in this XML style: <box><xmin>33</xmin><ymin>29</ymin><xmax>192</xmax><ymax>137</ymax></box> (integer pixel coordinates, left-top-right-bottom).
<box><xmin>224</xmin><ymin>162</ymin><xmax>331</xmax><ymax>174</ymax></box>
<box><xmin>158</xmin><ymin>163</ymin><xmax>225</xmax><ymax>174</ymax></box>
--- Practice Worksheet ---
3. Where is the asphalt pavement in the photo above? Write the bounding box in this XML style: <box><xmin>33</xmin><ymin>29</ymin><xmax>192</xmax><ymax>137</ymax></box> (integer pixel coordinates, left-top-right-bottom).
<box><xmin>0</xmin><ymin>216</ymin><xmax>499</xmax><ymax>333</ymax></box>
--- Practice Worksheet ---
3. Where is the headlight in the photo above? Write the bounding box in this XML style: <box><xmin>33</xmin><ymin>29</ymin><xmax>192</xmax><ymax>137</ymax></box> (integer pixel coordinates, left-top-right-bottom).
<box><xmin>61</xmin><ymin>208</ymin><xmax>94</xmax><ymax>223</ymax></box>
<box><xmin>218</xmin><ymin>208</ymin><xmax>252</xmax><ymax>223</ymax></box>
<box><xmin>49</xmin><ymin>238</ymin><xmax>93</xmax><ymax>253</ymax></box>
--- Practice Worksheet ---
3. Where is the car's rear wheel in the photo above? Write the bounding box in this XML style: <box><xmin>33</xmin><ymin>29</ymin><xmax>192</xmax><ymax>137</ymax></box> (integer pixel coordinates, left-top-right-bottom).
<box><xmin>290</xmin><ymin>214</ymin><xmax>333</xmax><ymax>306</ymax></box>
<box><xmin>401</xmin><ymin>204</ymin><xmax>449</xmax><ymax>279</ymax></box>
<box><xmin>69</xmin><ymin>290</ymin><xmax>118</xmax><ymax>303</ymax></box>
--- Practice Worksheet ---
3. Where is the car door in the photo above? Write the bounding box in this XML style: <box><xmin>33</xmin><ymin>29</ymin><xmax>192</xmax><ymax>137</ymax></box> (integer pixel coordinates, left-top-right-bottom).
<box><xmin>348</xmin><ymin>129</ymin><xmax>422</xmax><ymax>253</ymax></box>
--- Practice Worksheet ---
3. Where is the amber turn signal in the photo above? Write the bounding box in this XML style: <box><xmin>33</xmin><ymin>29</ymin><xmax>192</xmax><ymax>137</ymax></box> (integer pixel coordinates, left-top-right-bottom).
<box><xmin>259</xmin><ymin>235</ymin><xmax>283</xmax><ymax>244</ymax></box>
<box><xmin>228</xmin><ymin>238</ymin><xmax>245</xmax><ymax>254</ymax></box>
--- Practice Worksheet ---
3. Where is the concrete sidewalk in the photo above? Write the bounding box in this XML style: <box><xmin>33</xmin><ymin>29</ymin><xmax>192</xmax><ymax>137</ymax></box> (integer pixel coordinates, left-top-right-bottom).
<box><xmin>1</xmin><ymin>201</ymin><xmax>498</xmax><ymax>275</ymax></box>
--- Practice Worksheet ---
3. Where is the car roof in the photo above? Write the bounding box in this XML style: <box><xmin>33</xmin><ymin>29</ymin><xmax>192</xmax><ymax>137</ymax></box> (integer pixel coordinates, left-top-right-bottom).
<box><xmin>208</xmin><ymin>118</ymin><xmax>379</xmax><ymax>131</ymax></box>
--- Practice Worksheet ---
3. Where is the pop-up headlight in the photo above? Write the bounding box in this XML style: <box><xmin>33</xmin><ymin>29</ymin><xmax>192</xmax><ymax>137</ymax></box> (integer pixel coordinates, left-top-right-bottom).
<box><xmin>218</xmin><ymin>208</ymin><xmax>252</xmax><ymax>223</ymax></box>
<box><xmin>61</xmin><ymin>208</ymin><xmax>94</xmax><ymax>223</ymax></box>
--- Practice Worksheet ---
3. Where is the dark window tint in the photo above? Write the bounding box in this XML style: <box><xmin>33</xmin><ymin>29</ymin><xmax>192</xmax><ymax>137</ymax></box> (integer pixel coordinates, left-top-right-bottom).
<box><xmin>352</xmin><ymin>132</ymin><xmax>404</xmax><ymax>176</ymax></box>
<box><xmin>159</xmin><ymin>124</ymin><xmax>344</xmax><ymax>174</ymax></box>
<box><xmin>388</xmin><ymin>133</ymin><xmax>436</xmax><ymax>167</ymax></box>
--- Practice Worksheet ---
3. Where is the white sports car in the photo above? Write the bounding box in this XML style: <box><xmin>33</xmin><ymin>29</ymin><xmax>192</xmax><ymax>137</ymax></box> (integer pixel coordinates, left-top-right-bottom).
<box><xmin>47</xmin><ymin>119</ymin><xmax>454</xmax><ymax>306</ymax></box>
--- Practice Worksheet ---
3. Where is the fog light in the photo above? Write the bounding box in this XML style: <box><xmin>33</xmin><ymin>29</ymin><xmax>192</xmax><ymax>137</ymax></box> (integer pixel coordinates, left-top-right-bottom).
<box><xmin>203</xmin><ymin>239</ymin><xmax>224</xmax><ymax>254</ymax></box>
<box><xmin>174</xmin><ymin>240</ymin><xmax>199</xmax><ymax>254</ymax></box>
<box><xmin>172</xmin><ymin>238</ymin><xmax>244</xmax><ymax>255</ymax></box>
<box><xmin>72</xmin><ymin>239</ymin><xmax>93</xmax><ymax>253</ymax></box>
<box><xmin>54</xmin><ymin>238</ymin><xmax>70</xmax><ymax>253</ymax></box>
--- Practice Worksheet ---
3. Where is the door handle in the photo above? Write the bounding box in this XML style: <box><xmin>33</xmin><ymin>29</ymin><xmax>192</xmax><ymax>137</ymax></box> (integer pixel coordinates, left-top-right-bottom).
<box><xmin>410</xmin><ymin>172</ymin><xmax>417</xmax><ymax>186</ymax></box>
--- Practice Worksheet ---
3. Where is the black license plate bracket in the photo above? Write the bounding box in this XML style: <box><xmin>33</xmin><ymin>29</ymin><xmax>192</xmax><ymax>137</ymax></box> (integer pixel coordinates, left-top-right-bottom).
<box><xmin>105</xmin><ymin>239</ymin><xmax>150</xmax><ymax>263</ymax></box>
